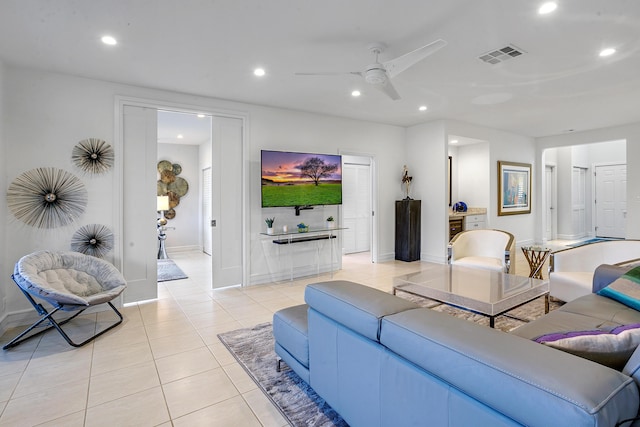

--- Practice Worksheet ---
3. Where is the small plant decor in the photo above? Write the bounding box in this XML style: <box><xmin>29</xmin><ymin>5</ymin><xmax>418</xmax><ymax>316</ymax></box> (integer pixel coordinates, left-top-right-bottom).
<box><xmin>297</xmin><ymin>222</ymin><xmax>309</xmax><ymax>233</ymax></box>
<box><xmin>265</xmin><ymin>217</ymin><xmax>275</xmax><ymax>227</ymax></box>
<box><xmin>326</xmin><ymin>216</ymin><xmax>334</xmax><ymax>222</ymax></box>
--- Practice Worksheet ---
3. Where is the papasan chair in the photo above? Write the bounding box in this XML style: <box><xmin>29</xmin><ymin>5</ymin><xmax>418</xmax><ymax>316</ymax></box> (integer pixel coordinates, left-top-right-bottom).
<box><xmin>3</xmin><ymin>250</ymin><xmax>127</xmax><ymax>350</ymax></box>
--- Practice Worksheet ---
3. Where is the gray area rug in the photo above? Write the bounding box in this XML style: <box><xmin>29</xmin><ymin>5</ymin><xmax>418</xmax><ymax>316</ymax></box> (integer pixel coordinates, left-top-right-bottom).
<box><xmin>218</xmin><ymin>293</ymin><xmax>561</xmax><ymax>426</ymax></box>
<box><xmin>218</xmin><ymin>323</ymin><xmax>347</xmax><ymax>427</ymax></box>
<box><xmin>157</xmin><ymin>259</ymin><xmax>188</xmax><ymax>282</ymax></box>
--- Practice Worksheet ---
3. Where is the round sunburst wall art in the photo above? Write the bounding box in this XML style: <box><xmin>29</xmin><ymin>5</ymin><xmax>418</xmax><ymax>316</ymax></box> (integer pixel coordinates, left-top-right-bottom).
<box><xmin>7</xmin><ymin>167</ymin><xmax>88</xmax><ymax>228</ymax></box>
<box><xmin>71</xmin><ymin>224</ymin><xmax>114</xmax><ymax>258</ymax></box>
<box><xmin>72</xmin><ymin>138</ymin><xmax>114</xmax><ymax>174</ymax></box>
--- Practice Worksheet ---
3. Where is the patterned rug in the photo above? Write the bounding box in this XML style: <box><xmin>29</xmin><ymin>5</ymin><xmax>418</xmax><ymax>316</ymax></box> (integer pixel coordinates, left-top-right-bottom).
<box><xmin>218</xmin><ymin>293</ymin><xmax>560</xmax><ymax>426</ymax></box>
<box><xmin>157</xmin><ymin>259</ymin><xmax>188</xmax><ymax>282</ymax></box>
<box><xmin>218</xmin><ymin>323</ymin><xmax>347</xmax><ymax>427</ymax></box>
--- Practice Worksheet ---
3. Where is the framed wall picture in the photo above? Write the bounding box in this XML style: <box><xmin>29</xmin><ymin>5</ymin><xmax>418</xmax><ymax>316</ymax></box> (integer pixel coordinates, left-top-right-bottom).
<box><xmin>498</xmin><ymin>161</ymin><xmax>531</xmax><ymax>216</ymax></box>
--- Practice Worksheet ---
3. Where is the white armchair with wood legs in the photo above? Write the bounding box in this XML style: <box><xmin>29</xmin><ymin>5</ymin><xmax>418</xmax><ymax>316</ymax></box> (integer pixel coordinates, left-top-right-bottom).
<box><xmin>448</xmin><ymin>229</ymin><xmax>515</xmax><ymax>274</ymax></box>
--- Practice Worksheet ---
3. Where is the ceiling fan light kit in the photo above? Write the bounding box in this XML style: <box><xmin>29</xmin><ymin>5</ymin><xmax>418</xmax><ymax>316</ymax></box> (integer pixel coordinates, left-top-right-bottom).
<box><xmin>295</xmin><ymin>39</ymin><xmax>447</xmax><ymax>101</ymax></box>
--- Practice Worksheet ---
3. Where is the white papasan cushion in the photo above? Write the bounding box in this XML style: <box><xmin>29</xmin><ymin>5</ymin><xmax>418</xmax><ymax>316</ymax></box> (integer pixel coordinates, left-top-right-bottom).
<box><xmin>14</xmin><ymin>250</ymin><xmax>126</xmax><ymax>306</ymax></box>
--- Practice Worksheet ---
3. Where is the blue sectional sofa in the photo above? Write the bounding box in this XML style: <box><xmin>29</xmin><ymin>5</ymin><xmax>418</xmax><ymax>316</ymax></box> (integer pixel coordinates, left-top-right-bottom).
<box><xmin>275</xmin><ymin>277</ymin><xmax>640</xmax><ymax>426</ymax></box>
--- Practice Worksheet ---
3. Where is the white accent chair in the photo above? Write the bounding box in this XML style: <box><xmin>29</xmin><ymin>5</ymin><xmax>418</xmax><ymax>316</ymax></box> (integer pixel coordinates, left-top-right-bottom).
<box><xmin>448</xmin><ymin>229</ymin><xmax>516</xmax><ymax>274</ymax></box>
<box><xmin>549</xmin><ymin>240</ymin><xmax>640</xmax><ymax>302</ymax></box>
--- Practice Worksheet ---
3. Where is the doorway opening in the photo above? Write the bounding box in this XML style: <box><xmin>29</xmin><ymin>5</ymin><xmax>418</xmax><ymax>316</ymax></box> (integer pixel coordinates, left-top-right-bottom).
<box><xmin>157</xmin><ymin>109</ymin><xmax>245</xmax><ymax>289</ymax></box>
<box><xmin>541</xmin><ymin>139</ymin><xmax>626</xmax><ymax>246</ymax></box>
<box><xmin>341</xmin><ymin>154</ymin><xmax>376</xmax><ymax>263</ymax></box>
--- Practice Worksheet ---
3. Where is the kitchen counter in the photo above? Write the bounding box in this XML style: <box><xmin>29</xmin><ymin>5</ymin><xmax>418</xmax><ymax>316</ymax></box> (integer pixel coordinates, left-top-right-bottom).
<box><xmin>449</xmin><ymin>207</ymin><xmax>487</xmax><ymax>217</ymax></box>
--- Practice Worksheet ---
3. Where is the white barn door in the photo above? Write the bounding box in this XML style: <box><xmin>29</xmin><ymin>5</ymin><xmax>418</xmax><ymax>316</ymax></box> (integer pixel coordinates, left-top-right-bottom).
<box><xmin>211</xmin><ymin>117</ymin><xmax>244</xmax><ymax>288</ymax></box>
<box><xmin>121</xmin><ymin>105</ymin><xmax>158</xmax><ymax>303</ymax></box>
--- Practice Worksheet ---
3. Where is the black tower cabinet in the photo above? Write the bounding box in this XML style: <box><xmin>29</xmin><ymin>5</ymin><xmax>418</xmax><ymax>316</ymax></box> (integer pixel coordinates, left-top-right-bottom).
<box><xmin>395</xmin><ymin>199</ymin><xmax>421</xmax><ymax>261</ymax></box>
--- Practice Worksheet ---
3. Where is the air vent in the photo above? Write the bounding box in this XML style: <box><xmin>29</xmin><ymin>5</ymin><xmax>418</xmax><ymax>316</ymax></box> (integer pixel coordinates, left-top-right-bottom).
<box><xmin>479</xmin><ymin>45</ymin><xmax>525</xmax><ymax>65</ymax></box>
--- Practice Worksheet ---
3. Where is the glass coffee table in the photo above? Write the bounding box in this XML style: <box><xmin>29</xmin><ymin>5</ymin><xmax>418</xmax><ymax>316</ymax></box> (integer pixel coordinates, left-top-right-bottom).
<box><xmin>393</xmin><ymin>263</ymin><xmax>549</xmax><ymax>328</ymax></box>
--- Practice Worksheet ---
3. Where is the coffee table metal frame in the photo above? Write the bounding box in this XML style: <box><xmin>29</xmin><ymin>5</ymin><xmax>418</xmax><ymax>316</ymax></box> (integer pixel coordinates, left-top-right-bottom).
<box><xmin>393</xmin><ymin>263</ymin><xmax>549</xmax><ymax>328</ymax></box>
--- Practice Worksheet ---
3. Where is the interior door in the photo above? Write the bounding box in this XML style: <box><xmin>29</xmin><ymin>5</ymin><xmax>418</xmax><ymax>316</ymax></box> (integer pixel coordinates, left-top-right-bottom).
<box><xmin>545</xmin><ymin>165</ymin><xmax>556</xmax><ymax>241</ymax></box>
<box><xmin>211</xmin><ymin>117</ymin><xmax>244</xmax><ymax>288</ymax></box>
<box><xmin>595</xmin><ymin>164</ymin><xmax>627</xmax><ymax>238</ymax></box>
<box><xmin>342</xmin><ymin>157</ymin><xmax>371</xmax><ymax>254</ymax></box>
<box><xmin>122</xmin><ymin>105</ymin><xmax>158</xmax><ymax>303</ymax></box>
<box><xmin>202</xmin><ymin>167</ymin><xmax>212</xmax><ymax>255</ymax></box>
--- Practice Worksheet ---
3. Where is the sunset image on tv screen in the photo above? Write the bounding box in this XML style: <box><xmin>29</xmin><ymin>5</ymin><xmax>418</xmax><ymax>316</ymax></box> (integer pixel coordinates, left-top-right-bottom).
<box><xmin>261</xmin><ymin>150</ymin><xmax>342</xmax><ymax>207</ymax></box>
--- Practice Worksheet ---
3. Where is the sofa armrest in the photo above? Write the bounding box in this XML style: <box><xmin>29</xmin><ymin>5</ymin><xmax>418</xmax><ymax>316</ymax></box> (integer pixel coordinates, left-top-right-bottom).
<box><xmin>592</xmin><ymin>264</ymin><xmax>634</xmax><ymax>293</ymax></box>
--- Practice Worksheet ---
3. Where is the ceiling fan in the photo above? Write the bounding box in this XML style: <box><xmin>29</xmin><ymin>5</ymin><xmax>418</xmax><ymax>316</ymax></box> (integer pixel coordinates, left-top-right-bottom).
<box><xmin>295</xmin><ymin>39</ymin><xmax>447</xmax><ymax>101</ymax></box>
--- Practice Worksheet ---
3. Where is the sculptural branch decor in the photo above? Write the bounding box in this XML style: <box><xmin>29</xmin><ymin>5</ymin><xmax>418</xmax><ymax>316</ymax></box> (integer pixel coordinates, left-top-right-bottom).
<box><xmin>71</xmin><ymin>224</ymin><xmax>114</xmax><ymax>258</ymax></box>
<box><xmin>72</xmin><ymin>138</ymin><xmax>114</xmax><ymax>174</ymax></box>
<box><xmin>7</xmin><ymin>167</ymin><xmax>88</xmax><ymax>228</ymax></box>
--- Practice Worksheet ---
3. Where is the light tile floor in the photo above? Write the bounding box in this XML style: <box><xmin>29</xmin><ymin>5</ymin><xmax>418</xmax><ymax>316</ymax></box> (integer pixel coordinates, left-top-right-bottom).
<box><xmin>0</xmin><ymin>241</ymin><xmax>572</xmax><ymax>426</ymax></box>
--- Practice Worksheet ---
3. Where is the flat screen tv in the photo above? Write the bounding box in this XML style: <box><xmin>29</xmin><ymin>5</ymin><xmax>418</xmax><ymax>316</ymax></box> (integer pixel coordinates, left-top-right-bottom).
<box><xmin>261</xmin><ymin>150</ymin><xmax>342</xmax><ymax>208</ymax></box>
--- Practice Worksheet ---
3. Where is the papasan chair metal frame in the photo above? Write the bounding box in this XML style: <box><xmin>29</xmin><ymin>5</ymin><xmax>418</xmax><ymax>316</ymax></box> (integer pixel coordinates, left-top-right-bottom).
<box><xmin>3</xmin><ymin>250</ymin><xmax>127</xmax><ymax>350</ymax></box>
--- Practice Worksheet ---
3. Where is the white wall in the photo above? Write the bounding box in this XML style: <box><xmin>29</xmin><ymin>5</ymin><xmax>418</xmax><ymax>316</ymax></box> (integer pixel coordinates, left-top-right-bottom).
<box><xmin>0</xmin><ymin>65</ymin><xmax>406</xmax><ymax>326</ymax></box>
<box><xmin>406</xmin><ymin>120</ymin><xmax>447</xmax><ymax>262</ymax></box>
<box><xmin>248</xmin><ymin>105</ymin><xmax>406</xmax><ymax>282</ymax></box>
<box><xmin>457</xmin><ymin>142</ymin><xmax>490</xmax><ymax>209</ymax></box>
<box><xmin>0</xmin><ymin>61</ymin><xmax>6</xmax><ymax>321</ymax></box>
<box><xmin>157</xmin><ymin>143</ymin><xmax>200</xmax><ymax>251</ymax></box>
<box><xmin>445</xmin><ymin>120</ymin><xmax>537</xmax><ymax>244</ymax></box>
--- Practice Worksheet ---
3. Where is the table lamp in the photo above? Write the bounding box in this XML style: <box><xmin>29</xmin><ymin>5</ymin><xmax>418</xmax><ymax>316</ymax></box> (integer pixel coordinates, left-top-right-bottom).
<box><xmin>157</xmin><ymin>196</ymin><xmax>169</xmax><ymax>226</ymax></box>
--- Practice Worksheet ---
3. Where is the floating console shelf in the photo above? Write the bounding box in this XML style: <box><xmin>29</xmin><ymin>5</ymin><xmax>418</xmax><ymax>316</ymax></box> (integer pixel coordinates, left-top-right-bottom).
<box><xmin>272</xmin><ymin>234</ymin><xmax>337</xmax><ymax>245</ymax></box>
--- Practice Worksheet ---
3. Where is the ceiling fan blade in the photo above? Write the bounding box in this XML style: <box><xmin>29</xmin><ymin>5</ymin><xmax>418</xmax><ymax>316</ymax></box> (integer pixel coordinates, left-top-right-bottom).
<box><xmin>295</xmin><ymin>71</ymin><xmax>362</xmax><ymax>77</ymax></box>
<box><xmin>375</xmin><ymin>79</ymin><xmax>401</xmax><ymax>100</ymax></box>
<box><xmin>384</xmin><ymin>39</ymin><xmax>447</xmax><ymax>79</ymax></box>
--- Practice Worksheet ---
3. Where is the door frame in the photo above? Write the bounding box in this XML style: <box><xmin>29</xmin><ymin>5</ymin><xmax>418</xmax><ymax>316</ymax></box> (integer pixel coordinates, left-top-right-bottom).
<box><xmin>338</xmin><ymin>150</ymin><xmax>378</xmax><ymax>263</ymax></box>
<box><xmin>114</xmin><ymin>96</ymin><xmax>250</xmax><ymax>288</ymax></box>
<box><xmin>544</xmin><ymin>163</ymin><xmax>557</xmax><ymax>242</ymax></box>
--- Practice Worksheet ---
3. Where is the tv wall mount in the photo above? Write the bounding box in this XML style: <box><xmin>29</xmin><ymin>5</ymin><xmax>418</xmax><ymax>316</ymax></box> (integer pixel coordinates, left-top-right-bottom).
<box><xmin>294</xmin><ymin>205</ymin><xmax>314</xmax><ymax>216</ymax></box>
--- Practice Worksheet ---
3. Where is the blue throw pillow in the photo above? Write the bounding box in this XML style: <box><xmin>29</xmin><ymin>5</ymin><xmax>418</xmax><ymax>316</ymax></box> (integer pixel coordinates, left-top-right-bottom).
<box><xmin>598</xmin><ymin>266</ymin><xmax>640</xmax><ymax>311</ymax></box>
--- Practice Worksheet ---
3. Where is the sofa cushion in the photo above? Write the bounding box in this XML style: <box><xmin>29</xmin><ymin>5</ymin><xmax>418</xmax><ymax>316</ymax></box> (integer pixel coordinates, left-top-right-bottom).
<box><xmin>273</xmin><ymin>304</ymin><xmax>309</xmax><ymax>368</ymax></box>
<box><xmin>304</xmin><ymin>280</ymin><xmax>419</xmax><ymax>342</ymax></box>
<box><xmin>451</xmin><ymin>256</ymin><xmax>503</xmax><ymax>272</ymax></box>
<box><xmin>598</xmin><ymin>266</ymin><xmax>640</xmax><ymax>311</ymax></box>
<box><xmin>534</xmin><ymin>324</ymin><xmax>640</xmax><ymax>370</ymax></box>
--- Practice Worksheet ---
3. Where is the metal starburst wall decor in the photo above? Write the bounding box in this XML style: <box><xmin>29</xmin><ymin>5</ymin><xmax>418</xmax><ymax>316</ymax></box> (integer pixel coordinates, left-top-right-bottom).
<box><xmin>72</xmin><ymin>138</ymin><xmax>114</xmax><ymax>174</ymax></box>
<box><xmin>7</xmin><ymin>167</ymin><xmax>88</xmax><ymax>228</ymax></box>
<box><xmin>71</xmin><ymin>224</ymin><xmax>114</xmax><ymax>258</ymax></box>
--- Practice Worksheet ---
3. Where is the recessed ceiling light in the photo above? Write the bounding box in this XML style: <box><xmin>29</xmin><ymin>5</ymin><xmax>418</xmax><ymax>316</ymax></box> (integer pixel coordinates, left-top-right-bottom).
<box><xmin>599</xmin><ymin>48</ymin><xmax>616</xmax><ymax>57</ymax></box>
<box><xmin>538</xmin><ymin>2</ymin><xmax>557</xmax><ymax>14</ymax></box>
<box><xmin>101</xmin><ymin>35</ymin><xmax>117</xmax><ymax>46</ymax></box>
<box><xmin>197</xmin><ymin>114</ymin><xmax>206</xmax><ymax>118</ymax></box>
<box><xmin>351</xmin><ymin>90</ymin><xmax>361</xmax><ymax>97</ymax></box>
<box><xmin>418</xmin><ymin>105</ymin><xmax>427</xmax><ymax>112</ymax></box>
<box><xmin>177</xmin><ymin>134</ymin><xmax>184</xmax><ymax>139</ymax></box>
<box><xmin>254</xmin><ymin>68</ymin><xmax>266</xmax><ymax>77</ymax></box>
<box><xmin>450</xmin><ymin>139</ymin><xmax>459</xmax><ymax>144</ymax></box>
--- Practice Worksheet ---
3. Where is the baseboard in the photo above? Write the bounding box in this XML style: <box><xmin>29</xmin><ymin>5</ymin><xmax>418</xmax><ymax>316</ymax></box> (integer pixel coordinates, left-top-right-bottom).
<box><xmin>166</xmin><ymin>245</ymin><xmax>201</xmax><ymax>254</ymax></box>
<box><xmin>377</xmin><ymin>252</ymin><xmax>395</xmax><ymax>263</ymax></box>
<box><xmin>421</xmin><ymin>253</ymin><xmax>447</xmax><ymax>264</ymax></box>
<box><xmin>250</xmin><ymin>263</ymin><xmax>341</xmax><ymax>285</ymax></box>
<box><xmin>515</xmin><ymin>238</ymin><xmax>534</xmax><ymax>248</ymax></box>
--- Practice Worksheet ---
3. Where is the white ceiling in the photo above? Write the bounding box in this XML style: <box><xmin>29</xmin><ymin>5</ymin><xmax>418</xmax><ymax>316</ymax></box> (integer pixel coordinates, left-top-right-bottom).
<box><xmin>1</xmin><ymin>1</ymin><xmax>639</xmax><ymax>138</ymax></box>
